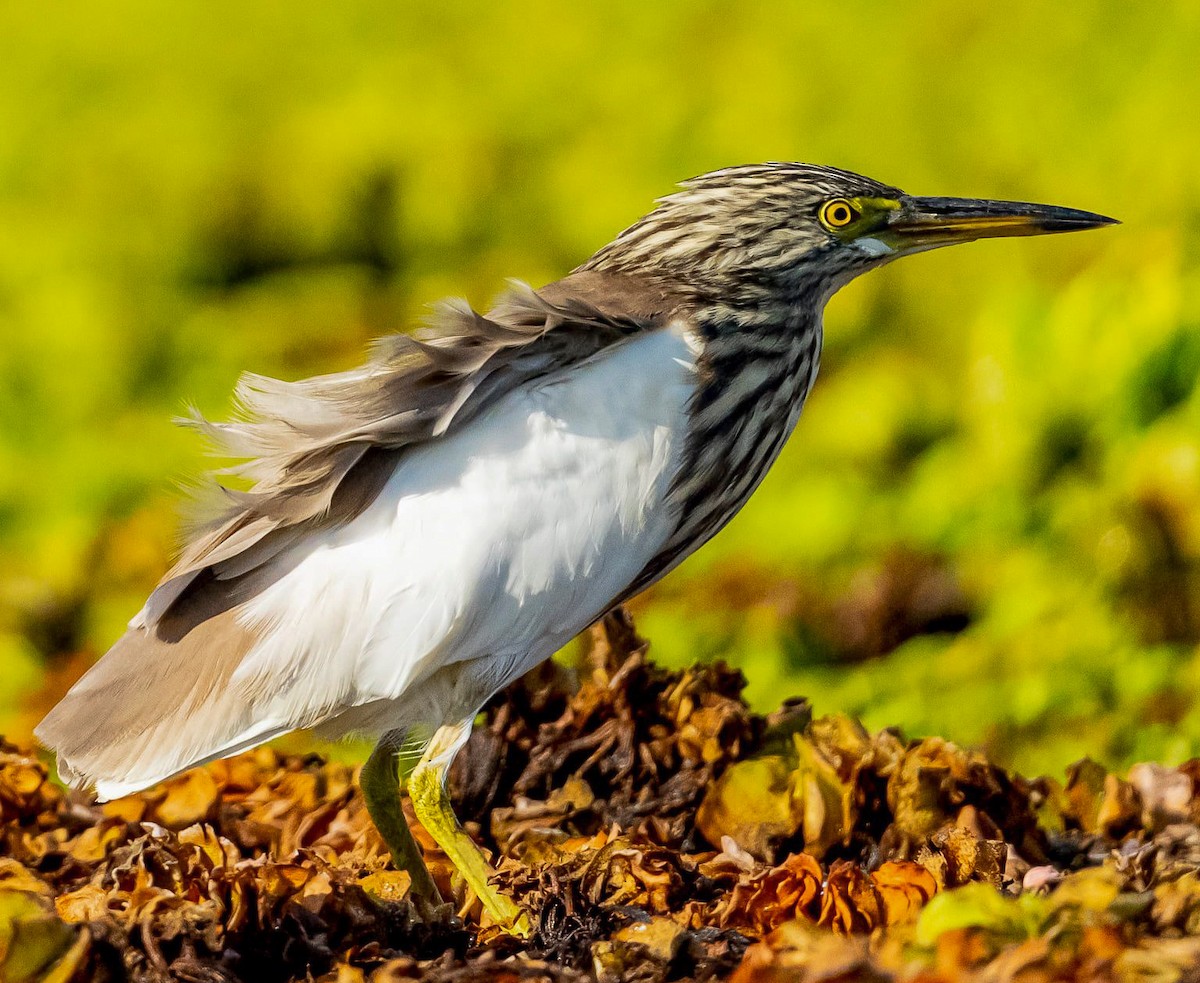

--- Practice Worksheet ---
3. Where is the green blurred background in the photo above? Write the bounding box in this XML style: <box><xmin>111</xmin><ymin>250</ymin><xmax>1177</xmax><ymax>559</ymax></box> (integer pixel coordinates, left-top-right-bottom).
<box><xmin>1</xmin><ymin>1</ymin><xmax>1197</xmax><ymax>778</ymax></box>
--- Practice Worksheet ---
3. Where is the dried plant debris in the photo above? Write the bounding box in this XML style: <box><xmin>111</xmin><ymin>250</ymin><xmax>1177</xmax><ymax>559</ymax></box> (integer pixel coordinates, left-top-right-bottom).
<box><xmin>4</xmin><ymin>613</ymin><xmax>1200</xmax><ymax>982</ymax></box>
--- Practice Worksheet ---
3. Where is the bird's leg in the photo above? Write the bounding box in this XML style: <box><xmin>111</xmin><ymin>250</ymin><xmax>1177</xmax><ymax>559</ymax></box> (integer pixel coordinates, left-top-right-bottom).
<box><xmin>360</xmin><ymin>729</ymin><xmax>442</xmax><ymax>907</ymax></box>
<box><xmin>407</xmin><ymin>720</ymin><xmax>530</xmax><ymax>935</ymax></box>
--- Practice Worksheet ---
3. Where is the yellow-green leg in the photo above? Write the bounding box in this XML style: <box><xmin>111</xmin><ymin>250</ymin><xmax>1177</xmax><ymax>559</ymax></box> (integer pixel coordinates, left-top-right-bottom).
<box><xmin>360</xmin><ymin>729</ymin><xmax>442</xmax><ymax>906</ymax></box>
<box><xmin>408</xmin><ymin>720</ymin><xmax>530</xmax><ymax>936</ymax></box>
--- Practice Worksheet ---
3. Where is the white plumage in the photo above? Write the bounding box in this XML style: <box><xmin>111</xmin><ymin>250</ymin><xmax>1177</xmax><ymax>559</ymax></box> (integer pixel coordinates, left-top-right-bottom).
<box><xmin>84</xmin><ymin>319</ymin><xmax>700</xmax><ymax>799</ymax></box>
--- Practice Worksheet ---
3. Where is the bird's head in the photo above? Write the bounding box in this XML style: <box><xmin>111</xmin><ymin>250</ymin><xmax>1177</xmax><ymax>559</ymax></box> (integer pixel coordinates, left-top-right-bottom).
<box><xmin>582</xmin><ymin>162</ymin><xmax>1116</xmax><ymax>313</ymax></box>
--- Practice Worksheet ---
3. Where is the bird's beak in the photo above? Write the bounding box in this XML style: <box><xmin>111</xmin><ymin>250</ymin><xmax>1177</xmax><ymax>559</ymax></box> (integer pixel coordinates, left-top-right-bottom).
<box><xmin>877</xmin><ymin>196</ymin><xmax>1118</xmax><ymax>252</ymax></box>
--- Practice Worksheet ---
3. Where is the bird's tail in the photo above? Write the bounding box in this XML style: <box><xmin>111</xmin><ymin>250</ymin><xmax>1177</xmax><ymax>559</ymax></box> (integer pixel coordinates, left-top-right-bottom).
<box><xmin>34</xmin><ymin>604</ymin><xmax>287</xmax><ymax>801</ymax></box>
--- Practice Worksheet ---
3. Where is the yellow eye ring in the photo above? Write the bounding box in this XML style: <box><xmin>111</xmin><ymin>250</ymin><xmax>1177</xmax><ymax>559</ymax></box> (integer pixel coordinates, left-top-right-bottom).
<box><xmin>820</xmin><ymin>198</ymin><xmax>858</xmax><ymax>229</ymax></box>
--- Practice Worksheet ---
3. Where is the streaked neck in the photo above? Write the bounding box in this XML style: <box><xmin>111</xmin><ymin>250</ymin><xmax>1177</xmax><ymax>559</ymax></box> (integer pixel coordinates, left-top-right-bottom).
<box><xmin>634</xmin><ymin>302</ymin><xmax>823</xmax><ymax>590</ymax></box>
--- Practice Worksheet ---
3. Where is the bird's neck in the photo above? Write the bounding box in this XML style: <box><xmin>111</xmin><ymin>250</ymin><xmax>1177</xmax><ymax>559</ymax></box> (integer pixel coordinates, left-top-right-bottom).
<box><xmin>632</xmin><ymin>300</ymin><xmax>824</xmax><ymax>590</ymax></box>
<box><xmin>683</xmin><ymin>299</ymin><xmax>824</xmax><ymax>492</ymax></box>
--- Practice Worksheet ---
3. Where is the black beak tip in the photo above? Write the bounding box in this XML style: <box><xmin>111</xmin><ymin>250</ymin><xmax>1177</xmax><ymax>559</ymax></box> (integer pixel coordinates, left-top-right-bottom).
<box><xmin>1044</xmin><ymin>208</ymin><xmax>1120</xmax><ymax>232</ymax></box>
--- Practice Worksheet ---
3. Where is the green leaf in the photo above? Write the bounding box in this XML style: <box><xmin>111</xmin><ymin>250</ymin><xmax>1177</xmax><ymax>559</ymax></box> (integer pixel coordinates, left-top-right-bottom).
<box><xmin>914</xmin><ymin>882</ymin><xmax>1046</xmax><ymax>947</ymax></box>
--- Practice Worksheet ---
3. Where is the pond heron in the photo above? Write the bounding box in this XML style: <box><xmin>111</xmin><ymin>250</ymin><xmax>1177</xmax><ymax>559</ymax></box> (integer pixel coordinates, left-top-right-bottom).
<box><xmin>37</xmin><ymin>163</ymin><xmax>1115</xmax><ymax>932</ymax></box>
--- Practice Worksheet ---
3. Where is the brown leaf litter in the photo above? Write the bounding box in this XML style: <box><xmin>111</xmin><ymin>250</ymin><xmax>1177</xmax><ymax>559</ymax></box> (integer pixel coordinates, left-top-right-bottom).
<box><xmin>4</xmin><ymin>611</ymin><xmax>1200</xmax><ymax>982</ymax></box>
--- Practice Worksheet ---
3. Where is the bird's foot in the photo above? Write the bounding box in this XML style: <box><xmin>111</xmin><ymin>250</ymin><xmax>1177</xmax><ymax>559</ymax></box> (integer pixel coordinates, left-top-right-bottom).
<box><xmin>476</xmin><ymin>886</ymin><xmax>531</xmax><ymax>937</ymax></box>
<box><xmin>360</xmin><ymin>730</ymin><xmax>444</xmax><ymax>907</ymax></box>
<box><xmin>409</xmin><ymin>721</ymin><xmax>532</xmax><ymax>938</ymax></box>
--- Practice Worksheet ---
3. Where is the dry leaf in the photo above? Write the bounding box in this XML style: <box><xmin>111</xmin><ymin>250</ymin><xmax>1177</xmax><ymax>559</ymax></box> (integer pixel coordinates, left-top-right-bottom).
<box><xmin>2</xmin><ymin>617</ymin><xmax>1200</xmax><ymax>982</ymax></box>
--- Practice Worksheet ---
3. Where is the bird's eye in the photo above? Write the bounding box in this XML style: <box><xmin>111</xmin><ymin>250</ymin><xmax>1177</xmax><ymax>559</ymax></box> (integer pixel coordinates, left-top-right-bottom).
<box><xmin>820</xmin><ymin>199</ymin><xmax>859</xmax><ymax>229</ymax></box>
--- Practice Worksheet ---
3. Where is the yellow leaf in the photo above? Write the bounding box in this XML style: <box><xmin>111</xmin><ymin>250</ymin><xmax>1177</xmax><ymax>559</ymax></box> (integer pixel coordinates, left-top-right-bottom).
<box><xmin>358</xmin><ymin>870</ymin><xmax>413</xmax><ymax>904</ymax></box>
<box><xmin>55</xmin><ymin>885</ymin><xmax>111</xmax><ymax>924</ymax></box>
<box><xmin>0</xmin><ymin>890</ymin><xmax>80</xmax><ymax>983</ymax></box>
<box><xmin>791</xmin><ymin>734</ymin><xmax>851</xmax><ymax>858</ymax></box>
<box><xmin>1048</xmin><ymin>867</ymin><xmax>1122</xmax><ymax>914</ymax></box>
<box><xmin>153</xmin><ymin>769</ymin><xmax>219</xmax><ymax>828</ymax></box>
<box><xmin>696</xmin><ymin>756</ymin><xmax>801</xmax><ymax>860</ymax></box>
<box><xmin>0</xmin><ymin>861</ymin><xmax>51</xmax><ymax>898</ymax></box>
<box><xmin>66</xmin><ymin>822</ymin><xmax>124</xmax><ymax>864</ymax></box>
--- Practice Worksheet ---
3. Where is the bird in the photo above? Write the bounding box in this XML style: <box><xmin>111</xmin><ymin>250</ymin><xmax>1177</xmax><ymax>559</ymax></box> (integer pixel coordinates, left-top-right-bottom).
<box><xmin>35</xmin><ymin>162</ymin><xmax>1116</xmax><ymax>933</ymax></box>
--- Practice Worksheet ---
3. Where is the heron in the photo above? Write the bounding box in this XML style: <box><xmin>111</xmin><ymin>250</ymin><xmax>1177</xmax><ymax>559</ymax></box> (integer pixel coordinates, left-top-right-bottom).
<box><xmin>36</xmin><ymin>163</ymin><xmax>1115</xmax><ymax>932</ymax></box>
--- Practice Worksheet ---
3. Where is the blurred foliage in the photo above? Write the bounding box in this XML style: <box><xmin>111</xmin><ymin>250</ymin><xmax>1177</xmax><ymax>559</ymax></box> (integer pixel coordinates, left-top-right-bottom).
<box><xmin>0</xmin><ymin>1</ymin><xmax>1198</xmax><ymax>776</ymax></box>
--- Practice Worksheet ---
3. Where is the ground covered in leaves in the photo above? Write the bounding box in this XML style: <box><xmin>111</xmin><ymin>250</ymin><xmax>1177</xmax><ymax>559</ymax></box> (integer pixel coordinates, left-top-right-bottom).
<box><xmin>5</xmin><ymin>614</ymin><xmax>1200</xmax><ymax>982</ymax></box>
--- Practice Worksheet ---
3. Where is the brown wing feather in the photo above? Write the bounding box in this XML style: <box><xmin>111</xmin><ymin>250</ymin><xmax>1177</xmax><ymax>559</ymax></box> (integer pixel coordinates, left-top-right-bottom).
<box><xmin>35</xmin><ymin>573</ymin><xmax>267</xmax><ymax>795</ymax></box>
<box><xmin>138</xmin><ymin>279</ymin><xmax>664</xmax><ymax>630</ymax></box>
